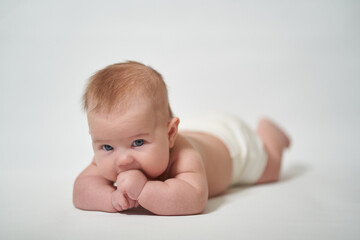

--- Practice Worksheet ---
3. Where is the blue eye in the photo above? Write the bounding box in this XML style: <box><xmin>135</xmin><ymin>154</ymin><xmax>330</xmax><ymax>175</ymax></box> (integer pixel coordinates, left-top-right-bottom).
<box><xmin>132</xmin><ymin>139</ymin><xmax>144</xmax><ymax>147</ymax></box>
<box><xmin>102</xmin><ymin>145</ymin><xmax>113</xmax><ymax>151</ymax></box>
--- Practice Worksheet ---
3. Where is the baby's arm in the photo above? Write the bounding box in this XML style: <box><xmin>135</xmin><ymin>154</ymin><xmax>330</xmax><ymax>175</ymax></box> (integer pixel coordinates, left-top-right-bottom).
<box><xmin>138</xmin><ymin>152</ymin><xmax>208</xmax><ymax>215</ymax></box>
<box><xmin>73</xmin><ymin>158</ymin><xmax>117</xmax><ymax>212</ymax></box>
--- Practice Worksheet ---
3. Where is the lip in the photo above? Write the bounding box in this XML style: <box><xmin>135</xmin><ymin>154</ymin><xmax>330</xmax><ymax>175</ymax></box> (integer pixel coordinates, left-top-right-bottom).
<box><xmin>115</xmin><ymin>167</ymin><xmax>123</xmax><ymax>174</ymax></box>
<box><xmin>116</xmin><ymin>166</ymin><xmax>138</xmax><ymax>174</ymax></box>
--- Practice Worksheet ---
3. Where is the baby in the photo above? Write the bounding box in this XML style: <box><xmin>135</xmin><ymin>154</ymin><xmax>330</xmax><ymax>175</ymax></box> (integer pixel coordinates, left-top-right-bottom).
<box><xmin>73</xmin><ymin>61</ymin><xmax>290</xmax><ymax>216</ymax></box>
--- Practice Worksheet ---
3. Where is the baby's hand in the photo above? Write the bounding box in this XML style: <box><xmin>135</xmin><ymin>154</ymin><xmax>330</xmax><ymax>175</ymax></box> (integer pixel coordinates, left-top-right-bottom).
<box><xmin>112</xmin><ymin>170</ymin><xmax>147</xmax><ymax>211</ymax></box>
<box><xmin>111</xmin><ymin>189</ymin><xmax>138</xmax><ymax>212</ymax></box>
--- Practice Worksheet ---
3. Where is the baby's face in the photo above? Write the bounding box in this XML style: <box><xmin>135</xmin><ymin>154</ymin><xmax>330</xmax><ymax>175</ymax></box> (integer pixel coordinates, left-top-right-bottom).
<box><xmin>87</xmin><ymin>103</ymin><xmax>171</xmax><ymax>182</ymax></box>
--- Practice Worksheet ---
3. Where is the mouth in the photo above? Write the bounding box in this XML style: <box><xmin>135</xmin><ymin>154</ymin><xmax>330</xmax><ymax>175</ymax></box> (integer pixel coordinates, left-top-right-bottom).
<box><xmin>115</xmin><ymin>167</ymin><xmax>141</xmax><ymax>175</ymax></box>
<box><xmin>115</xmin><ymin>167</ymin><xmax>122</xmax><ymax>174</ymax></box>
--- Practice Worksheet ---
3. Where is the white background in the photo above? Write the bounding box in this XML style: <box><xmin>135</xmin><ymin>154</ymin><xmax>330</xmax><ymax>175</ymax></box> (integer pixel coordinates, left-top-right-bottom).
<box><xmin>0</xmin><ymin>0</ymin><xmax>359</xmax><ymax>239</ymax></box>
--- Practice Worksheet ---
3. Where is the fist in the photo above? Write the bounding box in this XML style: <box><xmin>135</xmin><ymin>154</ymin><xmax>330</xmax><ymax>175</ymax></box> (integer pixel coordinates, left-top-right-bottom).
<box><xmin>116</xmin><ymin>169</ymin><xmax>147</xmax><ymax>200</ymax></box>
<box><xmin>111</xmin><ymin>190</ymin><xmax>139</xmax><ymax>212</ymax></box>
<box><xmin>111</xmin><ymin>170</ymin><xmax>147</xmax><ymax>211</ymax></box>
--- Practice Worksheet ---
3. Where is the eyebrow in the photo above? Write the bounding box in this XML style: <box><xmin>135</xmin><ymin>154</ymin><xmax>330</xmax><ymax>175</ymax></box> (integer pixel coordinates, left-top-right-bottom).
<box><xmin>129</xmin><ymin>133</ymin><xmax>150</xmax><ymax>139</ymax></box>
<box><xmin>92</xmin><ymin>133</ymin><xmax>150</xmax><ymax>143</ymax></box>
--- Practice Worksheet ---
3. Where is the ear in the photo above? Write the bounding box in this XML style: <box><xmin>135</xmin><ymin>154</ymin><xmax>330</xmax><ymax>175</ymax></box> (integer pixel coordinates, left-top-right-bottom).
<box><xmin>167</xmin><ymin>117</ymin><xmax>180</xmax><ymax>148</ymax></box>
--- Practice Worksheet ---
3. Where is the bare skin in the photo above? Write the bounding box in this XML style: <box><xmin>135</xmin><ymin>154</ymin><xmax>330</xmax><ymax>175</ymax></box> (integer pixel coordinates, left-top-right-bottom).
<box><xmin>256</xmin><ymin>118</ymin><xmax>291</xmax><ymax>184</ymax></box>
<box><xmin>180</xmin><ymin>118</ymin><xmax>290</xmax><ymax>196</ymax></box>
<box><xmin>73</xmin><ymin>108</ymin><xmax>290</xmax><ymax>215</ymax></box>
<box><xmin>74</xmin><ymin>104</ymin><xmax>209</xmax><ymax>216</ymax></box>
<box><xmin>180</xmin><ymin>131</ymin><xmax>233</xmax><ymax>197</ymax></box>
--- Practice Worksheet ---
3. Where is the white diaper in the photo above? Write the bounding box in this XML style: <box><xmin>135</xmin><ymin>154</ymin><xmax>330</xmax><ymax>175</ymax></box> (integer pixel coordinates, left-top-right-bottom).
<box><xmin>179</xmin><ymin>112</ymin><xmax>267</xmax><ymax>185</ymax></box>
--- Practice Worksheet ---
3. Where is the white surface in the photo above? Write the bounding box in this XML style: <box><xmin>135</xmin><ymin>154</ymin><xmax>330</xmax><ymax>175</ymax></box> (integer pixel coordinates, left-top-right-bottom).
<box><xmin>0</xmin><ymin>0</ymin><xmax>359</xmax><ymax>239</ymax></box>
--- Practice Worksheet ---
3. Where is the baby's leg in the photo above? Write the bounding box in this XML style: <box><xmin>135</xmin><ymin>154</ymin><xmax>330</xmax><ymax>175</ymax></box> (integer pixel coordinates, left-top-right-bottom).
<box><xmin>256</xmin><ymin>118</ymin><xmax>290</xmax><ymax>184</ymax></box>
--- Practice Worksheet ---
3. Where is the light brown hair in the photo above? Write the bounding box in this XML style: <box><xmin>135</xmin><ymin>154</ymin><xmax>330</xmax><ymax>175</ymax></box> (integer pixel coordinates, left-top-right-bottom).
<box><xmin>83</xmin><ymin>61</ymin><xmax>173</xmax><ymax>118</ymax></box>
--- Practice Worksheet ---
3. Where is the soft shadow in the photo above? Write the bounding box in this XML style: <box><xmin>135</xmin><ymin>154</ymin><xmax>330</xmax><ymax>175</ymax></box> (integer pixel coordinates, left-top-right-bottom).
<box><xmin>204</xmin><ymin>163</ymin><xmax>309</xmax><ymax>214</ymax></box>
<box><xmin>203</xmin><ymin>195</ymin><xmax>226</xmax><ymax>214</ymax></box>
<box><xmin>203</xmin><ymin>186</ymin><xmax>249</xmax><ymax>214</ymax></box>
<box><xmin>280</xmin><ymin>162</ymin><xmax>309</xmax><ymax>182</ymax></box>
<box><xmin>122</xmin><ymin>206</ymin><xmax>155</xmax><ymax>216</ymax></box>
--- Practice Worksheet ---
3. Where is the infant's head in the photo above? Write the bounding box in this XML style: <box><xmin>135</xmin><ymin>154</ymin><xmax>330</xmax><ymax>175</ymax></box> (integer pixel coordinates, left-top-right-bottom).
<box><xmin>83</xmin><ymin>61</ymin><xmax>179</xmax><ymax>181</ymax></box>
<box><xmin>83</xmin><ymin>61</ymin><xmax>173</xmax><ymax>119</ymax></box>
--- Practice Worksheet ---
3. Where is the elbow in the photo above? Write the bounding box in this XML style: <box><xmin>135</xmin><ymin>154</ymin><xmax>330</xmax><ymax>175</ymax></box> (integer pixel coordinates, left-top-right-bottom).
<box><xmin>176</xmin><ymin>186</ymin><xmax>208</xmax><ymax>215</ymax></box>
<box><xmin>72</xmin><ymin>178</ymin><xmax>83</xmax><ymax>209</ymax></box>
<box><xmin>73</xmin><ymin>195</ymin><xmax>81</xmax><ymax>210</ymax></box>
<box><xmin>140</xmin><ymin>195</ymin><xmax>208</xmax><ymax>216</ymax></box>
<box><xmin>72</xmin><ymin>190</ymin><xmax>82</xmax><ymax>210</ymax></box>
<box><xmin>193</xmin><ymin>191</ymin><xmax>208</xmax><ymax>214</ymax></box>
<box><xmin>192</xmin><ymin>183</ymin><xmax>208</xmax><ymax>214</ymax></box>
<box><xmin>72</xmin><ymin>176</ymin><xmax>91</xmax><ymax>211</ymax></box>
<box><xmin>180</xmin><ymin>193</ymin><xmax>208</xmax><ymax>215</ymax></box>
<box><xmin>151</xmin><ymin>200</ymin><xmax>207</xmax><ymax>216</ymax></box>
<box><xmin>190</xmin><ymin>202</ymin><xmax>206</xmax><ymax>215</ymax></box>
<box><xmin>172</xmin><ymin>189</ymin><xmax>209</xmax><ymax>216</ymax></box>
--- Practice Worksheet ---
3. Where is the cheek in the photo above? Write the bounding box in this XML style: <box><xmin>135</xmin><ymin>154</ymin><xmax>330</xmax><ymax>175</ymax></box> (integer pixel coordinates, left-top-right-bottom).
<box><xmin>142</xmin><ymin>147</ymin><xmax>170</xmax><ymax>178</ymax></box>
<box><xmin>94</xmin><ymin>155</ymin><xmax>117</xmax><ymax>181</ymax></box>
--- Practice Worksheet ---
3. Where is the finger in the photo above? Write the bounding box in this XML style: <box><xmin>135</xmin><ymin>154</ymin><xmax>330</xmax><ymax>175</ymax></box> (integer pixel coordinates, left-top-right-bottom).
<box><xmin>120</xmin><ymin>193</ymin><xmax>130</xmax><ymax>210</ymax></box>
<box><xmin>127</xmin><ymin>197</ymin><xmax>137</xmax><ymax>209</ymax></box>
<box><xmin>112</xmin><ymin>199</ymin><xmax>123</xmax><ymax>212</ymax></box>
<box><xmin>113</xmin><ymin>192</ymin><xmax>130</xmax><ymax>211</ymax></box>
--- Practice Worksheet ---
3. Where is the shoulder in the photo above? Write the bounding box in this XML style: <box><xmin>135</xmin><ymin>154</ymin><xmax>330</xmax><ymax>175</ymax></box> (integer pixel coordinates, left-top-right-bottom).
<box><xmin>168</xmin><ymin>134</ymin><xmax>205</xmax><ymax>177</ymax></box>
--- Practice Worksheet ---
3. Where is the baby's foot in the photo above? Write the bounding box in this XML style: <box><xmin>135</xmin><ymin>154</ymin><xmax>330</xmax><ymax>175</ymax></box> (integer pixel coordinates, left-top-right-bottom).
<box><xmin>258</xmin><ymin>118</ymin><xmax>291</xmax><ymax>150</ymax></box>
<box><xmin>256</xmin><ymin>118</ymin><xmax>290</xmax><ymax>184</ymax></box>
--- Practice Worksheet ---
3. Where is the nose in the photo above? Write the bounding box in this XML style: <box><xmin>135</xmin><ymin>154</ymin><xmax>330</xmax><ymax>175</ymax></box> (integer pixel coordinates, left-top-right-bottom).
<box><xmin>115</xmin><ymin>153</ymin><xmax>135</xmax><ymax>172</ymax></box>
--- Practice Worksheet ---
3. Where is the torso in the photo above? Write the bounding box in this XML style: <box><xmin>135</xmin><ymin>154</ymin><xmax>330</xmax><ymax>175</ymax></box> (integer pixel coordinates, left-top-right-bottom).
<box><xmin>169</xmin><ymin>132</ymin><xmax>233</xmax><ymax>197</ymax></box>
